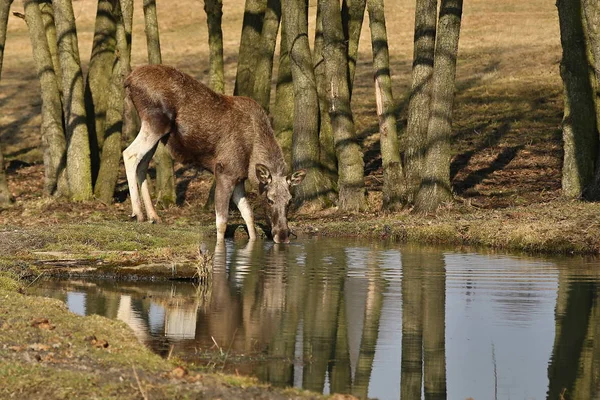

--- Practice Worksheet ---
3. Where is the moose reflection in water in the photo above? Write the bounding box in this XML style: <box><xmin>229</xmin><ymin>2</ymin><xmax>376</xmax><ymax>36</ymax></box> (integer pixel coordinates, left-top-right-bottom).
<box><xmin>32</xmin><ymin>239</ymin><xmax>600</xmax><ymax>400</ymax></box>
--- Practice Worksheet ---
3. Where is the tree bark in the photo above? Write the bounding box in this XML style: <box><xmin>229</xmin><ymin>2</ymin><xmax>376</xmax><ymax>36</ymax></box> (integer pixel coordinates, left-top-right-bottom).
<box><xmin>39</xmin><ymin>0</ymin><xmax>62</xmax><ymax>99</ymax></box>
<box><xmin>0</xmin><ymin>0</ymin><xmax>12</xmax><ymax>205</ymax></box>
<box><xmin>203</xmin><ymin>0</ymin><xmax>225</xmax><ymax>93</ymax></box>
<box><xmin>413</xmin><ymin>0</ymin><xmax>463</xmax><ymax>213</ymax></box>
<box><xmin>24</xmin><ymin>0</ymin><xmax>68</xmax><ymax>197</ymax></box>
<box><xmin>341</xmin><ymin>0</ymin><xmax>365</xmax><ymax>93</ymax></box>
<box><xmin>368</xmin><ymin>0</ymin><xmax>405</xmax><ymax>210</ymax></box>
<box><xmin>405</xmin><ymin>0</ymin><xmax>437</xmax><ymax>203</ymax></box>
<box><xmin>94</xmin><ymin>0</ymin><xmax>127</xmax><ymax>203</ymax></box>
<box><xmin>314</xmin><ymin>2</ymin><xmax>337</xmax><ymax>193</ymax></box>
<box><xmin>557</xmin><ymin>0</ymin><xmax>598</xmax><ymax>199</ymax></box>
<box><xmin>272</xmin><ymin>25</ymin><xmax>293</xmax><ymax>168</ymax></box>
<box><xmin>582</xmin><ymin>0</ymin><xmax>600</xmax><ymax>199</ymax></box>
<box><xmin>53</xmin><ymin>0</ymin><xmax>93</xmax><ymax>201</ymax></box>
<box><xmin>321</xmin><ymin>0</ymin><xmax>366</xmax><ymax>212</ymax></box>
<box><xmin>143</xmin><ymin>0</ymin><xmax>176</xmax><ymax>207</ymax></box>
<box><xmin>119</xmin><ymin>0</ymin><xmax>137</xmax><ymax>143</ymax></box>
<box><xmin>284</xmin><ymin>0</ymin><xmax>331</xmax><ymax>209</ymax></box>
<box><xmin>234</xmin><ymin>0</ymin><xmax>267</xmax><ymax>97</ymax></box>
<box><xmin>252</xmin><ymin>0</ymin><xmax>281</xmax><ymax>110</ymax></box>
<box><xmin>85</xmin><ymin>0</ymin><xmax>117</xmax><ymax>182</ymax></box>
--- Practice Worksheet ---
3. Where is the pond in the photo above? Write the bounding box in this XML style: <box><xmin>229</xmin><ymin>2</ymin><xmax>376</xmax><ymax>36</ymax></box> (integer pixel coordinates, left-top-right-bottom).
<box><xmin>32</xmin><ymin>238</ymin><xmax>600</xmax><ymax>400</ymax></box>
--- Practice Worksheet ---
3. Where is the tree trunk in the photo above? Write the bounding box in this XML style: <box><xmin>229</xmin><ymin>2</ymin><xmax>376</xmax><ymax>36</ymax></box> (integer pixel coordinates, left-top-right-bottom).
<box><xmin>94</xmin><ymin>0</ymin><xmax>128</xmax><ymax>203</ymax></box>
<box><xmin>203</xmin><ymin>0</ymin><xmax>225</xmax><ymax>93</ymax></box>
<box><xmin>143</xmin><ymin>0</ymin><xmax>176</xmax><ymax>207</ymax></box>
<box><xmin>234</xmin><ymin>0</ymin><xmax>267</xmax><ymax>97</ymax></box>
<box><xmin>53</xmin><ymin>0</ymin><xmax>93</xmax><ymax>201</ymax></box>
<box><xmin>24</xmin><ymin>0</ymin><xmax>68</xmax><ymax>197</ymax></box>
<box><xmin>368</xmin><ymin>0</ymin><xmax>404</xmax><ymax>210</ymax></box>
<box><xmin>321</xmin><ymin>0</ymin><xmax>365</xmax><ymax>212</ymax></box>
<box><xmin>252</xmin><ymin>0</ymin><xmax>281</xmax><ymax>110</ymax></box>
<box><xmin>582</xmin><ymin>0</ymin><xmax>600</xmax><ymax>199</ymax></box>
<box><xmin>314</xmin><ymin>2</ymin><xmax>337</xmax><ymax>194</ymax></box>
<box><xmin>85</xmin><ymin>0</ymin><xmax>117</xmax><ymax>183</ymax></box>
<box><xmin>272</xmin><ymin>25</ymin><xmax>293</xmax><ymax>167</ymax></box>
<box><xmin>404</xmin><ymin>0</ymin><xmax>437</xmax><ymax>203</ymax></box>
<box><xmin>39</xmin><ymin>0</ymin><xmax>62</xmax><ymax>99</ymax></box>
<box><xmin>119</xmin><ymin>0</ymin><xmax>137</xmax><ymax>143</ymax></box>
<box><xmin>557</xmin><ymin>0</ymin><xmax>598</xmax><ymax>199</ymax></box>
<box><xmin>0</xmin><ymin>0</ymin><xmax>12</xmax><ymax>205</ymax></box>
<box><xmin>284</xmin><ymin>0</ymin><xmax>331</xmax><ymax>209</ymax></box>
<box><xmin>341</xmin><ymin>0</ymin><xmax>365</xmax><ymax>93</ymax></box>
<box><xmin>413</xmin><ymin>0</ymin><xmax>463</xmax><ymax>214</ymax></box>
<box><xmin>422</xmin><ymin>252</ymin><xmax>447</xmax><ymax>399</ymax></box>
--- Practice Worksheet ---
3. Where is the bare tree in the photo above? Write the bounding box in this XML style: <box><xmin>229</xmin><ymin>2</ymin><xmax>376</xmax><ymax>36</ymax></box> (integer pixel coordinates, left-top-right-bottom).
<box><xmin>414</xmin><ymin>0</ymin><xmax>463</xmax><ymax>213</ymax></box>
<box><xmin>272</xmin><ymin>25</ymin><xmax>293</xmax><ymax>167</ymax></box>
<box><xmin>0</xmin><ymin>0</ymin><xmax>13</xmax><ymax>205</ymax></box>
<box><xmin>53</xmin><ymin>0</ymin><xmax>93</xmax><ymax>201</ymax></box>
<box><xmin>143</xmin><ymin>0</ymin><xmax>176</xmax><ymax>207</ymax></box>
<box><xmin>24</xmin><ymin>0</ymin><xmax>68</xmax><ymax>197</ymax></box>
<box><xmin>556</xmin><ymin>0</ymin><xmax>598</xmax><ymax>199</ymax></box>
<box><xmin>234</xmin><ymin>0</ymin><xmax>267</xmax><ymax>97</ymax></box>
<box><xmin>39</xmin><ymin>0</ymin><xmax>62</xmax><ymax>99</ymax></box>
<box><xmin>582</xmin><ymin>0</ymin><xmax>600</xmax><ymax>199</ymax></box>
<box><xmin>204</xmin><ymin>0</ymin><xmax>225</xmax><ymax>93</ymax></box>
<box><xmin>321</xmin><ymin>0</ymin><xmax>366</xmax><ymax>211</ymax></box>
<box><xmin>367</xmin><ymin>0</ymin><xmax>404</xmax><ymax>210</ymax></box>
<box><xmin>119</xmin><ymin>0</ymin><xmax>136</xmax><ymax>143</ymax></box>
<box><xmin>94</xmin><ymin>0</ymin><xmax>128</xmax><ymax>203</ymax></box>
<box><xmin>283</xmin><ymin>0</ymin><xmax>331</xmax><ymax>209</ymax></box>
<box><xmin>404</xmin><ymin>0</ymin><xmax>437</xmax><ymax>203</ymax></box>
<box><xmin>252</xmin><ymin>0</ymin><xmax>281</xmax><ymax>111</ymax></box>
<box><xmin>341</xmin><ymin>0</ymin><xmax>366</xmax><ymax>93</ymax></box>
<box><xmin>85</xmin><ymin>0</ymin><xmax>117</xmax><ymax>180</ymax></box>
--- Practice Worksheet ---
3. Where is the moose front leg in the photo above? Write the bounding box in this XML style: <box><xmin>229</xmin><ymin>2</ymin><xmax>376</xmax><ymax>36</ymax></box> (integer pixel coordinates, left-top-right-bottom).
<box><xmin>214</xmin><ymin>164</ymin><xmax>235</xmax><ymax>242</ymax></box>
<box><xmin>232</xmin><ymin>182</ymin><xmax>256</xmax><ymax>240</ymax></box>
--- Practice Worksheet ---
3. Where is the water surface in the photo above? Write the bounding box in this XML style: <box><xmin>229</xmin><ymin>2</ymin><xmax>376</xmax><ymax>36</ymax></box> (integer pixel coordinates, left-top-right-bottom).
<box><xmin>33</xmin><ymin>238</ymin><xmax>600</xmax><ymax>400</ymax></box>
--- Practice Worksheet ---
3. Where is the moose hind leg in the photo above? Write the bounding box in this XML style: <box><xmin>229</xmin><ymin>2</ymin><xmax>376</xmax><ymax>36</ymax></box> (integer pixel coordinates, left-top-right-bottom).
<box><xmin>138</xmin><ymin>143</ymin><xmax>161</xmax><ymax>223</ymax></box>
<box><xmin>232</xmin><ymin>182</ymin><xmax>256</xmax><ymax>240</ymax></box>
<box><xmin>122</xmin><ymin>121</ymin><xmax>164</xmax><ymax>222</ymax></box>
<box><xmin>214</xmin><ymin>164</ymin><xmax>236</xmax><ymax>242</ymax></box>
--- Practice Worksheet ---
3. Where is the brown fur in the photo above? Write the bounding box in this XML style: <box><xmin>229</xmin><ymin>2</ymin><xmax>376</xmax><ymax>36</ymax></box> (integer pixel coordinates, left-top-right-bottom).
<box><xmin>122</xmin><ymin>65</ymin><xmax>305</xmax><ymax>243</ymax></box>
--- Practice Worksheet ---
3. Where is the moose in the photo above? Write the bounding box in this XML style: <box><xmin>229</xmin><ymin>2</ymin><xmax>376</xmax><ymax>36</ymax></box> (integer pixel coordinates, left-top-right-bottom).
<box><xmin>122</xmin><ymin>65</ymin><xmax>305</xmax><ymax>244</ymax></box>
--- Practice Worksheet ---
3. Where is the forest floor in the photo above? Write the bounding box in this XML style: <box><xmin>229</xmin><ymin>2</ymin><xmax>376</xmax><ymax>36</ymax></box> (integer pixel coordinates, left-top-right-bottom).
<box><xmin>0</xmin><ymin>0</ymin><xmax>597</xmax><ymax>398</ymax></box>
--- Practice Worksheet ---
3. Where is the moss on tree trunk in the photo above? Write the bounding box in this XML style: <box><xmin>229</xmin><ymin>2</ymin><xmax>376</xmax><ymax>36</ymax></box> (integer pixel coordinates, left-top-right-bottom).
<box><xmin>414</xmin><ymin>0</ymin><xmax>463</xmax><ymax>214</ymax></box>
<box><xmin>252</xmin><ymin>0</ymin><xmax>281</xmax><ymax>110</ymax></box>
<box><xmin>368</xmin><ymin>0</ymin><xmax>405</xmax><ymax>210</ymax></box>
<box><xmin>320</xmin><ymin>0</ymin><xmax>365</xmax><ymax>212</ymax></box>
<box><xmin>234</xmin><ymin>0</ymin><xmax>266</xmax><ymax>97</ymax></box>
<box><xmin>53</xmin><ymin>0</ymin><xmax>93</xmax><ymax>201</ymax></box>
<box><xmin>272</xmin><ymin>25</ymin><xmax>293</xmax><ymax>168</ymax></box>
<box><xmin>204</xmin><ymin>0</ymin><xmax>225</xmax><ymax>94</ymax></box>
<box><xmin>24</xmin><ymin>0</ymin><xmax>68</xmax><ymax>197</ymax></box>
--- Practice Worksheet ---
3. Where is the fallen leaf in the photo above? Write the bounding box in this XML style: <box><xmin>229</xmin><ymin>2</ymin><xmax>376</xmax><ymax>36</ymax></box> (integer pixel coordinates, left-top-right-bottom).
<box><xmin>169</xmin><ymin>366</ymin><xmax>188</xmax><ymax>379</ymax></box>
<box><xmin>31</xmin><ymin>318</ymin><xmax>55</xmax><ymax>330</ymax></box>
<box><xmin>28</xmin><ymin>343</ymin><xmax>51</xmax><ymax>352</ymax></box>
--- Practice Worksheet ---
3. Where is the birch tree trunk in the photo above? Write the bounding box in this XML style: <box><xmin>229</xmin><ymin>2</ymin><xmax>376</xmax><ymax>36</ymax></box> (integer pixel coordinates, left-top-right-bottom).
<box><xmin>321</xmin><ymin>0</ymin><xmax>365</xmax><ymax>211</ymax></box>
<box><xmin>252</xmin><ymin>0</ymin><xmax>280</xmax><ymax>110</ymax></box>
<box><xmin>0</xmin><ymin>0</ymin><xmax>12</xmax><ymax>205</ymax></box>
<box><xmin>414</xmin><ymin>0</ymin><xmax>463</xmax><ymax>213</ymax></box>
<box><xmin>53</xmin><ymin>0</ymin><xmax>93</xmax><ymax>201</ymax></box>
<box><xmin>368</xmin><ymin>0</ymin><xmax>404</xmax><ymax>210</ymax></box>
<box><xmin>204</xmin><ymin>0</ymin><xmax>224</xmax><ymax>93</ymax></box>
<box><xmin>405</xmin><ymin>0</ymin><xmax>437</xmax><ymax>203</ymax></box>
<box><xmin>94</xmin><ymin>0</ymin><xmax>128</xmax><ymax>203</ymax></box>
<box><xmin>143</xmin><ymin>0</ymin><xmax>176</xmax><ymax>207</ymax></box>
<box><xmin>557</xmin><ymin>0</ymin><xmax>598</xmax><ymax>199</ymax></box>
<box><xmin>24</xmin><ymin>0</ymin><xmax>68</xmax><ymax>197</ymax></box>
<box><xmin>85</xmin><ymin>0</ymin><xmax>117</xmax><ymax>181</ymax></box>
<box><xmin>234</xmin><ymin>0</ymin><xmax>266</xmax><ymax>97</ymax></box>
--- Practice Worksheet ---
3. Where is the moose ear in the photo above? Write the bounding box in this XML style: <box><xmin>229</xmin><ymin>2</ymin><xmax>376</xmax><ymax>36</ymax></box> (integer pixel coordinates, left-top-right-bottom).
<box><xmin>256</xmin><ymin>164</ymin><xmax>272</xmax><ymax>185</ymax></box>
<box><xmin>287</xmin><ymin>169</ymin><xmax>306</xmax><ymax>187</ymax></box>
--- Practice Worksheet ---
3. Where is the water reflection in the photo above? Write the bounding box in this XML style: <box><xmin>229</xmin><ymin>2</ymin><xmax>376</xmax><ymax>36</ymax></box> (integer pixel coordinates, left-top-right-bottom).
<box><xmin>32</xmin><ymin>239</ymin><xmax>600</xmax><ymax>400</ymax></box>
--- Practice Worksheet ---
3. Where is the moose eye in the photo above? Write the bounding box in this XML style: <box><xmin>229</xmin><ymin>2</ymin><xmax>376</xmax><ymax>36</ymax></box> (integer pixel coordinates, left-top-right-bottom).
<box><xmin>267</xmin><ymin>198</ymin><xmax>274</xmax><ymax>205</ymax></box>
